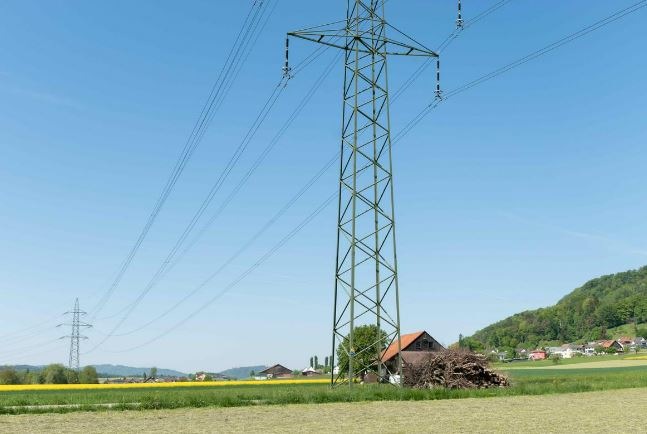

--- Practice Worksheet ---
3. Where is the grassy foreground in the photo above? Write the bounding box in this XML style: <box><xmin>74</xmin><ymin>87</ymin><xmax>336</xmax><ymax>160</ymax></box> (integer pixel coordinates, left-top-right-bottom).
<box><xmin>2</xmin><ymin>388</ymin><xmax>646</xmax><ymax>433</ymax></box>
<box><xmin>1</xmin><ymin>365</ymin><xmax>647</xmax><ymax>414</ymax></box>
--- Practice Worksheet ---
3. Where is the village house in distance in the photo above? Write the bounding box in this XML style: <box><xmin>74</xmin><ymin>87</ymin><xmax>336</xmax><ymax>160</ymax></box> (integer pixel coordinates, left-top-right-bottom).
<box><xmin>505</xmin><ymin>337</ymin><xmax>647</xmax><ymax>362</ymax></box>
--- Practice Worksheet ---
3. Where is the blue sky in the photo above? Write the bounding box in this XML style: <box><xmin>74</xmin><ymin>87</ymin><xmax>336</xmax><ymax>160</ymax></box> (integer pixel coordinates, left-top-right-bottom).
<box><xmin>1</xmin><ymin>0</ymin><xmax>646</xmax><ymax>373</ymax></box>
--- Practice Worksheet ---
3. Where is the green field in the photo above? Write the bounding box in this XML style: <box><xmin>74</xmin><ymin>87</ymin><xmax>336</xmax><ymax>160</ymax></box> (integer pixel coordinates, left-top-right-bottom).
<box><xmin>2</xmin><ymin>362</ymin><xmax>647</xmax><ymax>415</ymax></box>
<box><xmin>494</xmin><ymin>353</ymin><xmax>647</xmax><ymax>369</ymax></box>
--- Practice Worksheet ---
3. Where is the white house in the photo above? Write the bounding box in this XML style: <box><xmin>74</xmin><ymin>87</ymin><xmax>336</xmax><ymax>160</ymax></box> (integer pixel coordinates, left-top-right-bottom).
<box><xmin>549</xmin><ymin>344</ymin><xmax>583</xmax><ymax>359</ymax></box>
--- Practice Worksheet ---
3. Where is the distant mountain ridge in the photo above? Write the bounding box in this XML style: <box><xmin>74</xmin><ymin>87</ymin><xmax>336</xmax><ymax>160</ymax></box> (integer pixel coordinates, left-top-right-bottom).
<box><xmin>465</xmin><ymin>266</ymin><xmax>647</xmax><ymax>350</ymax></box>
<box><xmin>5</xmin><ymin>365</ymin><xmax>44</xmax><ymax>372</ymax></box>
<box><xmin>2</xmin><ymin>364</ymin><xmax>187</xmax><ymax>378</ymax></box>
<box><xmin>4</xmin><ymin>364</ymin><xmax>273</xmax><ymax>379</ymax></box>
<box><xmin>91</xmin><ymin>364</ymin><xmax>187</xmax><ymax>378</ymax></box>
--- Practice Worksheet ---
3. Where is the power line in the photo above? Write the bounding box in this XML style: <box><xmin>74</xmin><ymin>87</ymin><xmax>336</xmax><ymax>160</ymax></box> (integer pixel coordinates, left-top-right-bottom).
<box><xmin>0</xmin><ymin>338</ymin><xmax>61</xmax><ymax>359</ymax></box>
<box><xmin>393</xmin><ymin>0</ymin><xmax>517</xmax><ymax>103</ymax></box>
<box><xmin>107</xmin><ymin>0</ymin><xmax>646</xmax><ymax>352</ymax></box>
<box><xmin>182</xmin><ymin>0</ymin><xmax>279</xmax><ymax>161</ymax></box>
<box><xmin>90</xmin><ymin>0</ymin><xmax>271</xmax><ymax>319</ymax></box>
<box><xmin>113</xmin><ymin>192</ymin><xmax>338</xmax><ymax>353</ymax></box>
<box><xmin>92</xmin><ymin>50</ymin><xmax>341</xmax><ymax>344</ymax></box>
<box><xmin>96</xmin><ymin>0</ymin><xmax>509</xmax><ymax>340</ymax></box>
<box><xmin>103</xmin><ymin>0</ymin><xmax>424</xmax><ymax>337</ymax></box>
<box><xmin>0</xmin><ymin>314</ymin><xmax>62</xmax><ymax>344</ymax></box>
<box><xmin>87</xmin><ymin>76</ymin><xmax>288</xmax><ymax>353</ymax></box>
<box><xmin>95</xmin><ymin>48</ymin><xmax>334</xmax><ymax>329</ymax></box>
<box><xmin>109</xmin><ymin>2</ymin><xmax>493</xmax><ymax>336</ymax></box>
<box><xmin>395</xmin><ymin>0</ymin><xmax>647</xmax><ymax>143</ymax></box>
<box><xmin>0</xmin><ymin>339</ymin><xmax>62</xmax><ymax>365</ymax></box>
<box><xmin>115</xmin><ymin>56</ymin><xmax>339</xmax><ymax>336</ymax></box>
<box><xmin>111</xmin><ymin>53</ymin><xmax>343</xmax><ymax>337</ymax></box>
<box><xmin>90</xmin><ymin>4</ymin><xmax>390</xmax><ymax>341</ymax></box>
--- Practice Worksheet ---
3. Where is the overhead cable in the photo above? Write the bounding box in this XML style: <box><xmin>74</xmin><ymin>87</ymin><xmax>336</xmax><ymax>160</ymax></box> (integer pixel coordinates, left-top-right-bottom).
<box><xmin>108</xmin><ymin>0</ymin><xmax>647</xmax><ymax>351</ymax></box>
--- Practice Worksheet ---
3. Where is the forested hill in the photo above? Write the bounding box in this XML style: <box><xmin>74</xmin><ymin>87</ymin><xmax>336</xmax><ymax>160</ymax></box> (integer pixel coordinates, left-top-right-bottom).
<box><xmin>465</xmin><ymin>266</ymin><xmax>647</xmax><ymax>350</ymax></box>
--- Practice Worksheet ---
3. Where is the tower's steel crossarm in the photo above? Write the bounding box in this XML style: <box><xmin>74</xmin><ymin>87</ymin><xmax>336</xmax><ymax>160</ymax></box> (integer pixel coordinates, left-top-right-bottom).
<box><xmin>289</xmin><ymin>21</ymin><xmax>438</xmax><ymax>58</ymax></box>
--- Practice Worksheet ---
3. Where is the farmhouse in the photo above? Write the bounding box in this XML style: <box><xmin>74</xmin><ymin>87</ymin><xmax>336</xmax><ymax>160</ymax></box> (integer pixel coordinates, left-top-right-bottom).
<box><xmin>529</xmin><ymin>350</ymin><xmax>547</xmax><ymax>360</ymax></box>
<box><xmin>492</xmin><ymin>351</ymin><xmax>507</xmax><ymax>362</ymax></box>
<box><xmin>618</xmin><ymin>336</ymin><xmax>633</xmax><ymax>346</ymax></box>
<box><xmin>551</xmin><ymin>344</ymin><xmax>584</xmax><ymax>359</ymax></box>
<box><xmin>600</xmin><ymin>340</ymin><xmax>624</xmax><ymax>352</ymax></box>
<box><xmin>194</xmin><ymin>372</ymin><xmax>229</xmax><ymax>382</ymax></box>
<box><xmin>618</xmin><ymin>337</ymin><xmax>633</xmax><ymax>351</ymax></box>
<box><xmin>259</xmin><ymin>364</ymin><xmax>292</xmax><ymax>379</ymax></box>
<box><xmin>301</xmin><ymin>367</ymin><xmax>319</xmax><ymax>376</ymax></box>
<box><xmin>381</xmin><ymin>330</ymin><xmax>444</xmax><ymax>373</ymax></box>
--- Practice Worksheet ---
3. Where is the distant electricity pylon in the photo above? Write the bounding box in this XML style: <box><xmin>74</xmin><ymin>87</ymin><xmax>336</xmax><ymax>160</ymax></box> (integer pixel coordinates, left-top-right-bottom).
<box><xmin>286</xmin><ymin>1</ymin><xmax>439</xmax><ymax>386</ymax></box>
<box><xmin>58</xmin><ymin>298</ymin><xmax>92</xmax><ymax>371</ymax></box>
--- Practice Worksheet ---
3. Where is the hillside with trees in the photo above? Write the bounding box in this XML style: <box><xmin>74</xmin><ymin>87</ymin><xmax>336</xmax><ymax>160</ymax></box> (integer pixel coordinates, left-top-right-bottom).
<box><xmin>462</xmin><ymin>266</ymin><xmax>647</xmax><ymax>351</ymax></box>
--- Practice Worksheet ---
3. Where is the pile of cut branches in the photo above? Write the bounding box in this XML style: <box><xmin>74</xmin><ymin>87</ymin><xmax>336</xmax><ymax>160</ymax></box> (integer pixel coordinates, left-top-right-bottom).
<box><xmin>402</xmin><ymin>349</ymin><xmax>509</xmax><ymax>389</ymax></box>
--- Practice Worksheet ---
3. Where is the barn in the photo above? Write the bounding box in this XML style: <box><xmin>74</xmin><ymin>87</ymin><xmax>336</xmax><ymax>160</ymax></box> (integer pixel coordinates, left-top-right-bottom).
<box><xmin>259</xmin><ymin>364</ymin><xmax>293</xmax><ymax>379</ymax></box>
<box><xmin>381</xmin><ymin>330</ymin><xmax>444</xmax><ymax>374</ymax></box>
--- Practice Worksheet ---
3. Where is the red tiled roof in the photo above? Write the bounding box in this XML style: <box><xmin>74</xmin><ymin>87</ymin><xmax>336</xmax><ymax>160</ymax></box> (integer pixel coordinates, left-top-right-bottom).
<box><xmin>601</xmin><ymin>340</ymin><xmax>618</xmax><ymax>348</ymax></box>
<box><xmin>381</xmin><ymin>331</ymin><xmax>425</xmax><ymax>362</ymax></box>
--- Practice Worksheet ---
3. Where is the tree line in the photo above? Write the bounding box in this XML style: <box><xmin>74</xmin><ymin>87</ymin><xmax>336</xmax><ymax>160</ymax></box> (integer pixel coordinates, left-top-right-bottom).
<box><xmin>0</xmin><ymin>364</ymin><xmax>98</xmax><ymax>385</ymax></box>
<box><xmin>308</xmin><ymin>355</ymin><xmax>332</xmax><ymax>373</ymax></box>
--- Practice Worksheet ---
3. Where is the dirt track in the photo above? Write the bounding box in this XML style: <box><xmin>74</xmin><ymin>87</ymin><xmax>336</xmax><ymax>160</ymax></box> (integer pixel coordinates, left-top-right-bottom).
<box><xmin>2</xmin><ymin>388</ymin><xmax>646</xmax><ymax>433</ymax></box>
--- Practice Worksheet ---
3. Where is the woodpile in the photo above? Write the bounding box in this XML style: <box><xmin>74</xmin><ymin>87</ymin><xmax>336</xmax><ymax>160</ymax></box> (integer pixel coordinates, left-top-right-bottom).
<box><xmin>402</xmin><ymin>349</ymin><xmax>509</xmax><ymax>389</ymax></box>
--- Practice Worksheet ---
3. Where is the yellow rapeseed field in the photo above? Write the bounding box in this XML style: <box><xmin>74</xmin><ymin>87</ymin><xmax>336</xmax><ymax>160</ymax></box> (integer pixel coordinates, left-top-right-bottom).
<box><xmin>625</xmin><ymin>355</ymin><xmax>647</xmax><ymax>361</ymax></box>
<box><xmin>0</xmin><ymin>378</ymin><xmax>329</xmax><ymax>393</ymax></box>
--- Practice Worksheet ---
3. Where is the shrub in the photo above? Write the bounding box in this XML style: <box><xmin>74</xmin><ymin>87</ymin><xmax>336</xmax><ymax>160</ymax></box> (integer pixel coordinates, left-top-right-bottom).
<box><xmin>0</xmin><ymin>368</ymin><xmax>21</xmax><ymax>385</ymax></box>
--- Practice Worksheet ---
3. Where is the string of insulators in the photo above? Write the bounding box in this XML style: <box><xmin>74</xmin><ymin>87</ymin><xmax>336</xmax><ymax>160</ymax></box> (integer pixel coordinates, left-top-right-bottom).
<box><xmin>456</xmin><ymin>0</ymin><xmax>464</xmax><ymax>29</ymax></box>
<box><xmin>435</xmin><ymin>58</ymin><xmax>443</xmax><ymax>100</ymax></box>
<box><xmin>283</xmin><ymin>36</ymin><xmax>291</xmax><ymax>79</ymax></box>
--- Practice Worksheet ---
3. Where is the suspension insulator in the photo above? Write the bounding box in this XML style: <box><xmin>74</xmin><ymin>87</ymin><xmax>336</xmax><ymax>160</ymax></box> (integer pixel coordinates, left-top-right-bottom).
<box><xmin>283</xmin><ymin>36</ymin><xmax>292</xmax><ymax>79</ymax></box>
<box><xmin>435</xmin><ymin>58</ymin><xmax>443</xmax><ymax>100</ymax></box>
<box><xmin>456</xmin><ymin>0</ymin><xmax>464</xmax><ymax>29</ymax></box>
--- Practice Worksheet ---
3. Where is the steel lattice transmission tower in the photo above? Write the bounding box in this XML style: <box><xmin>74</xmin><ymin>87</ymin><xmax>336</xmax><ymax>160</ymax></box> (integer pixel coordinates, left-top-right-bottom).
<box><xmin>58</xmin><ymin>298</ymin><xmax>92</xmax><ymax>371</ymax></box>
<box><xmin>287</xmin><ymin>1</ymin><xmax>438</xmax><ymax>386</ymax></box>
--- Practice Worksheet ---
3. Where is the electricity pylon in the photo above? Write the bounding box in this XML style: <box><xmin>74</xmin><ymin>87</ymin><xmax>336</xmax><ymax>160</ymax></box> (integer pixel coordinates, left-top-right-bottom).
<box><xmin>286</xmin><ymin>1</ymin><xmax>438</xmax><ymax>386</ymax></box>
<box><xmin>58</xmin><ymin>298</ymin><xmax>91</xmax><ymax>371</ymax></box>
